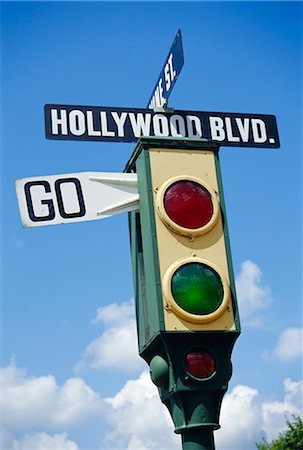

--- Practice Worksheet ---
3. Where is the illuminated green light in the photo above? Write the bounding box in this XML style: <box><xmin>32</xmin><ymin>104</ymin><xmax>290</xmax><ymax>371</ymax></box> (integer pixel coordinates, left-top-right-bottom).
<box><xmin>171</xmin><ymin>263</ymin><xmax>224</xmax><ymax>315</ymax></box>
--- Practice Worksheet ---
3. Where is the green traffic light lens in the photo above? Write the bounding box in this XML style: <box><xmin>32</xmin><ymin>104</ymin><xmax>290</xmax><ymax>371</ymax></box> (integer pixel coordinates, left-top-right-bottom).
<box><xmin>171</xmin><ymin>262</ymin><xmax>224</xmax><ymax>315</ymax></box>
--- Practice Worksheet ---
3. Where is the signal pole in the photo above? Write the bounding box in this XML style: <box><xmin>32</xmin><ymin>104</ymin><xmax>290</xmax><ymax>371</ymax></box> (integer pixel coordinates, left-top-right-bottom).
<box><xmin>182</xmin><ymin>429</ymin><xmax>215</xmax><ymax>450</ymax></box>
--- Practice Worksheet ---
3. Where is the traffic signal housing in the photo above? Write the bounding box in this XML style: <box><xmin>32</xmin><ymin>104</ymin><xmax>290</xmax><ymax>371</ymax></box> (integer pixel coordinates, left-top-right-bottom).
<box><xmin>125</xmin><ymin>137</ymin><xmax>240</xmax><ymax>443</ymax></box>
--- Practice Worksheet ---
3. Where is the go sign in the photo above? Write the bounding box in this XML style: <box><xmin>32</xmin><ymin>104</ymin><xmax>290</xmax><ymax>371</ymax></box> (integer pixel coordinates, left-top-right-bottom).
<box><xmin>15</xmin><ymin>171</ymin><xmax>139</xmax><ymax>227</ymax></box>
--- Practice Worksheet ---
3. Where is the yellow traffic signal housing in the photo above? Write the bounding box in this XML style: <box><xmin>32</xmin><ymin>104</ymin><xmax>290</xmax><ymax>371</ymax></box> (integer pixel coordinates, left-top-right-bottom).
<box><xmin>151</xmin><ymin>145</ymin><xmax>236</xmax><ymax>332</ymax></box>
<box><xmin>125</xmin><ymin>137</ymin><xmax>240</xmax><ymax>347</ymax></box>
<box><xmin>125</xmin><ymin>137</ymin><xmax>240</xmax><ymax>443</ymax></box>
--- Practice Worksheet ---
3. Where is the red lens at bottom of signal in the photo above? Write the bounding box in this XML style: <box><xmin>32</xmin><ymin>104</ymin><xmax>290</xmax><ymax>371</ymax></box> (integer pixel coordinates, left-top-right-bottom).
<box><xmin>185</xmin><ymin>351</ymin><xmax>216</xmax><ymax>379</ymax></box>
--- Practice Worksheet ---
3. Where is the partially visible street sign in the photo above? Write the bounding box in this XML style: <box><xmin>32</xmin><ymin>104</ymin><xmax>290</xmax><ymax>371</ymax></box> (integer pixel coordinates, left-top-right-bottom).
<box><xmin>147</xmin><ymin>29</ymin><xmax>184</xmax><ymax>109</ymax></box>
<box><xmin>15</xmin><ymin>172</ymin><xmax>139</xmax><ymax>227</ymax></box>
<box><xmin>45</xmin><ymin>104</ymin><xmax>280</xmax><ymax>148</ymax></box>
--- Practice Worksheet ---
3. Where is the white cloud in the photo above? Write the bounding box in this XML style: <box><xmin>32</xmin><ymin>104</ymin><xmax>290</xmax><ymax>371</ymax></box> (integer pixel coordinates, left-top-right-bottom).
<box><xmin>0</xmin><ymin>427</ymin><xmax>16</xmax><ymax>450</ymax></box>
<box><xmin>1</xmin><ymin>359</ymin><xmax>302</xmax><ymax>450</ymax></box>
<box><xmin>217</xmin><ymin>378</ymin><xmax>303</xmax><ymax>448</ymax></box>
<box><xmin>0</xmin><ymin>361</ymin><xmax>104</xmax><ymax>431</ymax></box>
<box><xmin>102</xmin><ymin>372</ymin><xmax>302</xmax><ymax>450</ymax></box>
<box><xmin>236</xmin><ymin>260</ymin><xmax>271</xmax><ymax>326</ymax></box>
<box><xmin>216</xmin><ymin>385</ymin><xmax>264</xmax><ymax>449</ymax></box>
<box><xmin>76</xmin><ymin>301</ymin><xmax>145</xmax><ymax>373</ymax></box>
<box><xmin>102</xmin><ymin>371</ymin><xmax>179</xmax><ymax>450</ymax></box>
<box><xmin>272</xmin><ymin>327</ymin><xmax>303</xmax><ymax>362</ymax></box>
<box><xmin>1</xmin><ymin>431</ymin><xmax>79</xmax><ymax>450</ymax></box>
<box><xmin>92</xmin><ymin>301</ymin><xmax>134</xmax><ymax>326</ymax></box>
<box><xmin>262</xmin><ymin>378</ymin><xmax>303</xmax><ymax>441</ymax></box>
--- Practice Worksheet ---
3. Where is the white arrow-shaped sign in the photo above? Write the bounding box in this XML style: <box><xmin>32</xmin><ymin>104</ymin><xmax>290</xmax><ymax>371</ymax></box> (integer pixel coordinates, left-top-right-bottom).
<box><xmin>15</xmin><ymin>171</ymin><xmax>139</xmax><ymax>227</ymax></box>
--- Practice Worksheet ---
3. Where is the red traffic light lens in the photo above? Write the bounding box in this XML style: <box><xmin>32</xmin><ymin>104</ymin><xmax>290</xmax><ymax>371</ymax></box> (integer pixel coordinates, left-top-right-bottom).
<box><xmin>185</xmin><ymin>350</ymin><xmax>216</xmax><ymax>379</ymax></box>
<box><xmin>163</xmin><ymin>180</ymin><xmax>213</xmax><ymax>230</ymax></box>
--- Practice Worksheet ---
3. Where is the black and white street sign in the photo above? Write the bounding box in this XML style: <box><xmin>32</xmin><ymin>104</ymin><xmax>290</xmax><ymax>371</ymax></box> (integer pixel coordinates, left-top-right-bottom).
<box><xmin>45</xmin><ymin>104</ymin><xmax>280</xmax><ymax>148</ymax></box>
<box><xmin>147</xmin><ymin>29</ymin><xmax>184</xmax><ymax>109</ymax></box>
<box><xmin>15</xmin><ymin>172</ymin><xmax>139</xmax><ymax>227</ymax></box>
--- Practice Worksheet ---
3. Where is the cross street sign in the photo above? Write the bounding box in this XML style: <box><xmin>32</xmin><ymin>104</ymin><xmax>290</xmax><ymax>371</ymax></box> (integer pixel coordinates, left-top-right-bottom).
<box><xmin>147</xmin><ymin>29</ymin><xmax>184</xmax><ymax>109</ymax></box>
<box><xmin>45</xmin><ymin>104</ymin><xmax>280</xmax><ymax>148</ymax></box>
<box><xmin>15</xmin><ymin>172</ymin><xmax>139</xmax><ymax>227</ymax></box>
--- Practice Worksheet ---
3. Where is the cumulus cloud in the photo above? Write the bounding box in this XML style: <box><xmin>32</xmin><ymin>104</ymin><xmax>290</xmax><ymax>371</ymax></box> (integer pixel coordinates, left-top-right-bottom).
<box><xmin>1</xmin><ymin>359</ymin><xmax>302</xmax><ymax>450</ymax></box>
<box><xmin>75</xmin><ymin>301</ymin><xmax>145</xmax><ymax>373</ymax></box>
<box><xmin>217</xmin><ymin>378</ymin><xmax>302</xmax><ymax>448</ymax></box>
<box><xmin>102</xmin><ymin>371</ymin><xmax>179</xmax><ymax>450</ymax></box>
<box><xmin>101</xmin><ymin>371</ymin><xmax>302</xmax><ymax>450</ymax></box>
<box><xmin>236</xmin><ymin>260</ymin><xmax>271</xmax><ymax>326</ymax></box>
<box><xmin>272</xmin><ymin>327</ymin><xmax>303</xmax><ymax>362</ymax></box>
<box><xmin>0</xmin><ymin>430</ymin><xmax>79</xmax><ymax>450</ymax></box>
<box><xmin>17</xmin><ymin>432</ymin><xmax>79</xmax><ymax>450</ymax></box>
<box><xmin>92</xmin><ymin>301</ymin><xmax>134</xmax><ymax>326</ymax></box>
<box><xmin>262</xmin><ymin>378</ymin><xmax>303</xmax><ymax>441</ymax></box>
<box><xmin>0</xmin><ymin>361</ymin><xmax>104</xmax><ymax>431</ymax></box>
<box><xmin>216</xmin><ymin>385</ymin><xmax>264</xmax><ymax>448</ymax></box>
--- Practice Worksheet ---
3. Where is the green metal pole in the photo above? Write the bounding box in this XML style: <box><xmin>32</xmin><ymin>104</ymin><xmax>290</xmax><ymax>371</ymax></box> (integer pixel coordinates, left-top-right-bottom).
<box><xmin>181</xmin><ymin>429</ymin><xmax>215</xmax><ymax>450</ymax></box>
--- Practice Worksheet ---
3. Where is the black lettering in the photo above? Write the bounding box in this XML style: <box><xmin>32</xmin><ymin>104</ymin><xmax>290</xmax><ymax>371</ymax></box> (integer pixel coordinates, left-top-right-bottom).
<box><xmin>55</xmin><ymin>178</ymin><xmax>86</xmax><ymax>219</ymax></box>
<box><xmin>24</xmin><ymin>181</ymin><xmax>55</xmax><ymax>222</ymax></box>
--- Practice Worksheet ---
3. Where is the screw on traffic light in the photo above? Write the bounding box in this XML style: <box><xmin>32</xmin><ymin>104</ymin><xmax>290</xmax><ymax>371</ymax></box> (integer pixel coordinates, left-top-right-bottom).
<box><xmin>125</xmin><ymin>137</ymin><xmax>240</xmax><ymax>449</ymax></box>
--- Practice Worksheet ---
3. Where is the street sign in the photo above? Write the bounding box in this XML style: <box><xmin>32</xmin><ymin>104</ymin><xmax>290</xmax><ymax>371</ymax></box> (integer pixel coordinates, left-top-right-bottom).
<box><xmin>147</xmin><ymin>29</ymin><xmax>184</xmax><ymax>109</ymax></box>
<box><xmin>15</xmin><ymin>172</ymin><xmax>139</xmax><ymax>227</ymax></box>
<box><xmin>45</xmin><ymin>104</ymin><xmax>280</xmax><ymax>148</ymax></box>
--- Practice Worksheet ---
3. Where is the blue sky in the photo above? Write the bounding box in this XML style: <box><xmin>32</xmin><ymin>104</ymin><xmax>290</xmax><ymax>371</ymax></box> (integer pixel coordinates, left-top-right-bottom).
<box><xmin>1</xmin><ymin>2</ymin><xmax>302</xmax><ymax>450</ymax></box>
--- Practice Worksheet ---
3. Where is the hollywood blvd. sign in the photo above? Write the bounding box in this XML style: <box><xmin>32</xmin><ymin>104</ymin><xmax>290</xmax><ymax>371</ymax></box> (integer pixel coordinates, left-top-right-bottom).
<box><xmin>45</xmin><ymin>104</ymin><xmax>279</xmax><ymax>148</ymax></box>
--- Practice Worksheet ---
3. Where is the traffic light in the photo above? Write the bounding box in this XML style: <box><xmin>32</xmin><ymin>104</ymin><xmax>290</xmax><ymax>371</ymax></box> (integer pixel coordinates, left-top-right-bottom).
<box><xmin>125</xmin><ymin>137</ymin><xmax>240</xmax><ymax>447</ymax></box>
